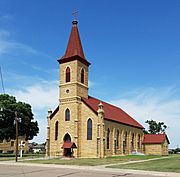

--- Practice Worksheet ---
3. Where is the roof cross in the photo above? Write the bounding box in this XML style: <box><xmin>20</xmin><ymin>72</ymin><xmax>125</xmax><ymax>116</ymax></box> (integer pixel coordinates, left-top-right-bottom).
<box><xmin>72</xmin><ymin>9</ymin><xmax>78</xmax><ymax>21</ymax></box>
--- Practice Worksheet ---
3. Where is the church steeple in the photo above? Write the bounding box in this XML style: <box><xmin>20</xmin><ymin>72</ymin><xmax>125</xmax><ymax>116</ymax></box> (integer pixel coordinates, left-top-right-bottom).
<box><xmin>58</xmin><ymin>19</ymin><xmax>90</xmax><ymax>66</ymax></box>
<box><xmin>58</xmin><ymin>17</ymin><xmax>90</xmax><ymax>100</ymax></box>
<box><xmin>63</xmin><ymin>20</ymin><xmax>85</xmax><ymax>59</ymax></box>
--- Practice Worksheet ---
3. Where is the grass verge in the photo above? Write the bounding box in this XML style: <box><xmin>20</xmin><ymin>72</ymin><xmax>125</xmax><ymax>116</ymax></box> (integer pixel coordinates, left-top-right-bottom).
<box><xmin>107</xmin><ymin>155</ymin><xmax>180</xmax><ymax>173</ymax></box>
<box><xmin>0</xmin><ymin>154</ymin><xmax>45</xmax><ymax>161</ymax></box>
<box><xmin>22</xmin><ymin>155</ymin><xmax>162</xmax><ymax>166</ymax></box>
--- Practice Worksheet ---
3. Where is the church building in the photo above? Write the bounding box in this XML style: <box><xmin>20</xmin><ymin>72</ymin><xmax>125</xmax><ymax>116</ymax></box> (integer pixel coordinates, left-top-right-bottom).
<box><xmin>46</xmin><ymin>18</ymin><xmax>169</xmax><ymax>158</ymax></box>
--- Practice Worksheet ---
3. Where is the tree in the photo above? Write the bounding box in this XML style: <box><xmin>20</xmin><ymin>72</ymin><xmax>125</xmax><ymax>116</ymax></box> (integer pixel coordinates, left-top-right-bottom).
<box><xmin>0</xmin><ymin>94</ymin><xmax>39</xmax><ymax>141</ymax></box>
<box><xmin>145</xmin><ymin>119</ymin><xmax>167</xmax><ymax>134</ymax></box>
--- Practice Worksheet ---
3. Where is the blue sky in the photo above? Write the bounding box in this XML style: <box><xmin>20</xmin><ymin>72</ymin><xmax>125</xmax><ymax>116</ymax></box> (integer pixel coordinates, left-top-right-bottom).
<box><xmin>0</xmin><ymin>0</ymin><xmax>180</xmax><ymax>148</ymax></box>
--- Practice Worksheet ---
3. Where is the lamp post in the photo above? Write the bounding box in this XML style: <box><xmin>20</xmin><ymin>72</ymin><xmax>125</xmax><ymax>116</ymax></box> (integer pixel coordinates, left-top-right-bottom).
<box><xmin>14</xmin><ymin>111</ymin><xmax>21</xmax><ymax>162</ymax></box>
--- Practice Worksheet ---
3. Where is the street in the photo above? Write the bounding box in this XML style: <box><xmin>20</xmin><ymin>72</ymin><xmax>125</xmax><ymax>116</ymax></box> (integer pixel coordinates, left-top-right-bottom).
<box><xmin>0</xmin><ymin>163</ymin><xmax>172</xmax><ymax>177</ymax></box>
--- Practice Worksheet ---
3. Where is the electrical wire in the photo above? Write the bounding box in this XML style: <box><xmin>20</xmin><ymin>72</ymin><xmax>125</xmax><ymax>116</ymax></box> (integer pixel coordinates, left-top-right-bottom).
<box><xmin>0</xmin><ymin>66</ymin><xmax>5</xmax><ymax>94</ymax></box>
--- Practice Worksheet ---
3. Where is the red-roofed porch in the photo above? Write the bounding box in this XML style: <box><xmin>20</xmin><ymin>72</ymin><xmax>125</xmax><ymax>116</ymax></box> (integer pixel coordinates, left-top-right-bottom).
<box><xmin>61</xmin><ymin>141</ymin><xmax>77</xmax><ymax>149</ymax></box>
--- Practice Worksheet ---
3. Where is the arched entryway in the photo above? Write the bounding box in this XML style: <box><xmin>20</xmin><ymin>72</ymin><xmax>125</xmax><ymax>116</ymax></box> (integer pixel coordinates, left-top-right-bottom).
<box><xmin>64</xmin><ymin>133</ymin><xmax>71</xmax><ymax>142</ymax></box>
<box><xmin>62</xmin><ymin>133</ymin><xmax>77</xmax><ymax>157</ymax></box>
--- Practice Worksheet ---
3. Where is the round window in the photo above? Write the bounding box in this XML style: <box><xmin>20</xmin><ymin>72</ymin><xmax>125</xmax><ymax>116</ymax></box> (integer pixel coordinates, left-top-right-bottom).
<box><xmin>66</xmin><ymin>89</ymin><xmax>70</xmax><ymax>93</ymax></box>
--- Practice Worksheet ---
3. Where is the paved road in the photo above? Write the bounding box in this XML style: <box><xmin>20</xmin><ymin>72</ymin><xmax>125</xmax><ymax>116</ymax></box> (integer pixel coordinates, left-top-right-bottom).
<box><xmin>0</xmin><ymin>160</ymin><xmax>179</xmax><ymax>177</ymax></box>
<box><xmin>0</xmin><ymin>163</ymin><xmax>168</xmax><ymax>177</ymax></box>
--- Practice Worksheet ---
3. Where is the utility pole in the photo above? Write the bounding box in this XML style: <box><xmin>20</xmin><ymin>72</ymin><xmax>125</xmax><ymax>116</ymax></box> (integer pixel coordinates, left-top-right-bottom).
<box><xmin>15</xmin><ymin>111</ymin><xmax>18</xmax><ymax>162</ymax></box>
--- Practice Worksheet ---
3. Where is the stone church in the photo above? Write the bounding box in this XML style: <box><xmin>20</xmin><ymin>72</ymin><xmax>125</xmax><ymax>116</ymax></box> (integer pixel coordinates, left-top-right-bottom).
<box><xmin>46</xmin><ymin>18</ymin><xmax>169</xmax><ymax>158</ymax></box>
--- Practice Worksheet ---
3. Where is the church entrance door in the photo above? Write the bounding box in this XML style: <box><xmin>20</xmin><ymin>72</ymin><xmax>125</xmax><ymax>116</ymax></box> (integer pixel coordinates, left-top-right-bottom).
<box><xmin>62</xmin><ymin>133</ymin><xmax>77</xmax><ymax>157</ymax></box>
<box><xmin>63</xmin><ymin>148</ymin><xmax>72</xmax><ymax>157</ymax></box>
<box><xmin>63</xmin><ymin>133</ymin><xmax>72</xmax><ymax>157</ymax></box>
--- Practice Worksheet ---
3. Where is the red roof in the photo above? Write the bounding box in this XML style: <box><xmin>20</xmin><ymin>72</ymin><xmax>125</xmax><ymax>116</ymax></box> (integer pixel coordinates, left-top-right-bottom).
<box><xmin>82</xmin><ymin>96</ymin><xmax>144</xmax><ymax>129</ymax></box>
<box><xmin>50</xmin><ymin>106</ymin><xmax>59</xmax><ymax>119</ymax></box>
<box><xmin>58</xmin><ymin>21</ymin><xmax>90</xmax><ymax>62</ymax></box>
<box><xmin>63</xmin><ymin>21</ymin><xmax>85</xmax><ymax>59</ymax></box>
<box><xmin>58</xmin><ymin>20</ymin><xmax>90</xmax><ymax>66</ymax></box>
<box><xmin>142</xmin><ymin>134</ymin><xmax>170</xmax><ymax>144</ymax></box>
<box><xmin>61</xmin><ymin>141</ymin><xmax>77</xmax><ymax>149</ymax></box>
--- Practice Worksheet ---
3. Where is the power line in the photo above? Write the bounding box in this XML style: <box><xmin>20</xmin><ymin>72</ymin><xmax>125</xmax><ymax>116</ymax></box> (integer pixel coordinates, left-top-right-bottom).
<box><xmin>0</xmin><ymin>66</ymin><xmax>5</xmax><ymax>94</ymax></box>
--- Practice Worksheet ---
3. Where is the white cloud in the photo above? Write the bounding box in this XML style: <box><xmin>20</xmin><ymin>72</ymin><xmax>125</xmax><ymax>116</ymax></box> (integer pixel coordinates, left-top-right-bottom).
<box><xmin>29</xmin><ymin>113</ymin><xmax>48</xmax><ymax>144</ymax></box>
<box><xmin>0</xmin><ymin>40</ymin><xmax>37</xmax><ymax>55</ymax></box>
<box><xmin>0</xmin><ymin>29</ymin><xmax>37</xmax><ymax>56</ymax></box>
<box><xmin>9</xmin><ymin>80</ymin><xmax>59</xmax><ymax>111</ymax></box>
<box><xmin>109</xmin><ymin>87</ymin><xmax>180</xmax><ymax>148</ymax></box>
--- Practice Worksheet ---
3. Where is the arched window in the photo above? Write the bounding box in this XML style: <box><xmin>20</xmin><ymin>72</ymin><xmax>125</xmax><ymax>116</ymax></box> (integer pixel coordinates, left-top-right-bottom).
<box><xmin>81</xmin><ymin>68</ymin><xmax>84</xmax><ymax>84</ymax></box>
<box><xmin>116</xmin><ymin>130</ymin><xmax>119</xmax><ymax>149</ymax></box>
<box><xmin>55</xmin><ymin>121</ymin><xmax>58</xmax><ymax>140</ymax></box>
<box><xmin>65</xmin><ymin>109</ymin><xmax>70</xmax><ymax>121</ymax></box>
<box><xmin>66</xmin><ymin>67</ymin><xmax>70</xmax><ymax>82</ymax></box>
<box><xmin>87</xmin><ymin>118</ymin><xmax>92</xmax><ymax>140</ymax></box>
<box><xmin>131</xmin><ymin>133</ymin><xmax>135</xmax><ymax>151</ymax></box>
<box><xmin>107</xmin><ymin>128</ymin><xmax>110</xmax><ymax>149</ymax></box>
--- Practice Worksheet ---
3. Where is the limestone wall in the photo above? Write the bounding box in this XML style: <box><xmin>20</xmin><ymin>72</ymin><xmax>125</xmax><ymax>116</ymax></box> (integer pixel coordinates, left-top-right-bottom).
<box><xmin>143</xmin><ymin>139</ymin><xmax>169</xmax><ymax>156</ymax></box>
<box><xmin>162</xmin><ymin>139</ymin><xmax>169</xmax><ymax>155</ymax></box>
<box><xmin>60</xmin><ymin>61</ymin><xmax>88</xmax><ymax>99</ymax></box>
<box><xmin>143</xmin><ymin>144</ymin><xmax>162</xmax><ymax>155</ymax></box>
<box><xmin>49</xmin><ymin>98</ymin><xmax>80</xmax><ymax>157</ymax></box>
<box><xmin>104</xmin><ymin>120</ymin><xmax>143</xmax><ymax>156</ymax></box>
<box><xmin>78</xmin><ymin>101</ymin><xmax>98</xmax><ymax>158</ymax></box>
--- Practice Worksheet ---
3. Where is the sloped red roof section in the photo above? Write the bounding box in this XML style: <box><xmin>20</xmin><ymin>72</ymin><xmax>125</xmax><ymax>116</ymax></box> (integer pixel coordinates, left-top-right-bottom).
<box><xmin>61</xmin><ymin>141</ymin><xmax>77</xmax><ymax>149</ymax></box>
<box><xmin>58</xmin><ymin>21</ymin><xmax>90</xmax><ymax>66</ymax></box>
<box><xmin>142</xmin><ymin>134</ymin><xmax>170</xmax><ymax>144</ymax></box>
<box><xmin>82</xmin><ymin>96</ymin><xmax>144</xmax><ymax>129</ymax></box>
<box><xmin>63</xmin><ymin>21</ymin><xmax>85</xmax><ymax>59</ymax></box>
<box><xmin>50</xmin><ymin>106</ymin><xmax>59</xmax><ymax>119</ymax></box>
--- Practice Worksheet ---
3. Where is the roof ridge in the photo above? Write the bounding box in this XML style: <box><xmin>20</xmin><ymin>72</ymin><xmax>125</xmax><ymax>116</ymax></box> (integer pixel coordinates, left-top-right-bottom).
<box><xmin>89</xmin><ymin>95</ymin><xmax>128</xmax><ymax>112</ymax></box>
<box><xmin>145</xmin><ymin>133</ymin><xmax>166</xmax><ymax>135</ymax></box>
<box><xmin>83</xmin><ymin>95</ymin><xmax>144</xmax><ymax>129</ymax></box>
<box><xmin>143</xmin><ymin>133</ymin><xmax>169</xmax><ymax>144</ymax></box>
<box><xmin>88</xmin><ymin>95</ymin><xmax>142</xmax><ymax>124</ymax></box>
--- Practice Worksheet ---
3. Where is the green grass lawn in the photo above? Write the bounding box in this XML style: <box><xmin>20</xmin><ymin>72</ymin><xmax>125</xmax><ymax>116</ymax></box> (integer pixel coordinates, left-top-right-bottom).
<box><xmin>0</xmin><ymin>153</ymin><xmax>45</xmax><ymax>161</ymax></box>
<box><xmin>22</xmin><ymin>155</ymin><xmax>162</xmax><ymax>166</ymax></box>
<box><xmin>108</xmin><ymin>155</ymin><xmax>180</xmax><ymax>173</ymax></box>
<box><xmin>0</xmin><ymin>157</ymin><xmax>15</xmax><ymax>161</ymax></box>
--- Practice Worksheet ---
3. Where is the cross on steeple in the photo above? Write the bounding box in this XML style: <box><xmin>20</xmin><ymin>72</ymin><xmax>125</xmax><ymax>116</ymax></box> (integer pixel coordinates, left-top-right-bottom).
<box><xmin>72</xmin><ymin>9</ymin><xmax>78</xmax><ymax>21</ymax></box>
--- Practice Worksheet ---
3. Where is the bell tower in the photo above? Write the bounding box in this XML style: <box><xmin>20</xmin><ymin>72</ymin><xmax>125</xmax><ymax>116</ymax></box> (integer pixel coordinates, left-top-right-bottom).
<box><xmin>58</xmin><ymin>18</ymin><xmax>91</xmax><ymax>101</ymax></box>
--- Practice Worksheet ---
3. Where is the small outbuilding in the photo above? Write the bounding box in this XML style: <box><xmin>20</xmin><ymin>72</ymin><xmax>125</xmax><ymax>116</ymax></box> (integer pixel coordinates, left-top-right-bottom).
<box><xmin>142</xmin><ymin>134</ymin><xmax>170</xmax><ymax>155</ymax></box>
